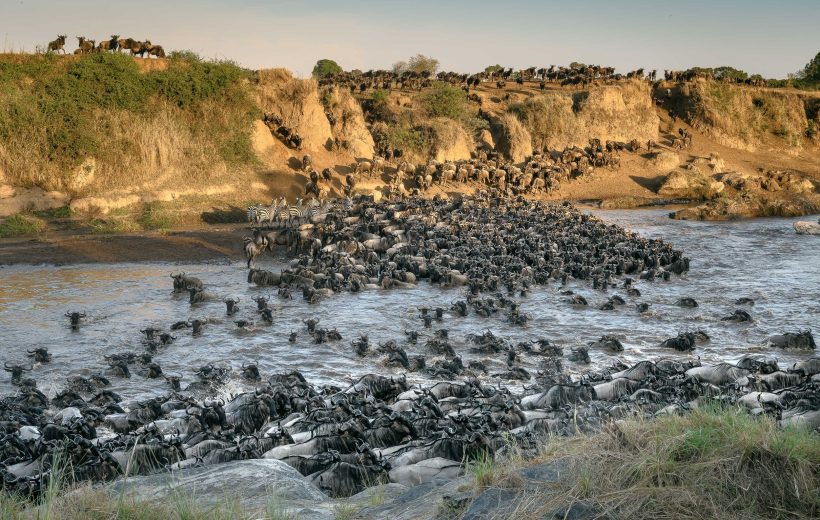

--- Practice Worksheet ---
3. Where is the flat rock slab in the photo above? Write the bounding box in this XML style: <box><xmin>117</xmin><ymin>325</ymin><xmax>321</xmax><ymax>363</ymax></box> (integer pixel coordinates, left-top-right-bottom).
<box><xmin>462</xmin><ymin>488</ymin><xmax>521</xmax><ymax>520</ymax></box>
<box><xmin>355</xmin><ymin>476</ymin><xmax>472</xmax><ymax>520</ymax></box>
<box><xmin>108</xmin><ymin>459</ymin><xmax>333</xmax><ymax>519</ymax></box>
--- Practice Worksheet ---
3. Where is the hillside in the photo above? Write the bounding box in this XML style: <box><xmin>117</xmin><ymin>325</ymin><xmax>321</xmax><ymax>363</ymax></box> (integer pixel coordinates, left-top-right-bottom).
<box><xmin>0</xmin><ymin>53</ymin><xmax>818</xmax><ymax>229</ymax></box>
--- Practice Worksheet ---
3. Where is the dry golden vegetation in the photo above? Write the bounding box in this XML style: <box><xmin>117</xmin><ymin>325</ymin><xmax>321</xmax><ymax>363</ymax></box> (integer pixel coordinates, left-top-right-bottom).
<box><xmin>469</xmin><ymin>406</ymin><xmax>819</xmax><ymax>520</ymax></box>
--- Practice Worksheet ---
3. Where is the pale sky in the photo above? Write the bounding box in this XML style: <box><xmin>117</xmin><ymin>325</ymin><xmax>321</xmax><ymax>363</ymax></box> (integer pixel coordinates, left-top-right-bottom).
<box><xmin>2</xmin><ymin>0</ymin><xmax>817</xmax><ymax>78</ymax></box>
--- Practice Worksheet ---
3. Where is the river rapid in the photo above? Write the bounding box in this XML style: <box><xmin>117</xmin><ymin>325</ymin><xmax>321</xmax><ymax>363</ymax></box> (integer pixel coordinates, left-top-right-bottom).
<box><xmin>1</xmin><ymin>209</ymin><xmax>817</xmax><ymax>402</ymax></box>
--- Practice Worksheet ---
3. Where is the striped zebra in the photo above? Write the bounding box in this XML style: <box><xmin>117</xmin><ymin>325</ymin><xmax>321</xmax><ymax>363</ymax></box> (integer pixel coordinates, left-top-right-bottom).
<box><xmin>247</xmin><ymin>197</ymin><xmax>287</xmax><ymax>226</ymax></box>
<box><xmin>280</xmin><ymin>198</ymin><xmax>326</xmax><ymax>226</ymax></box>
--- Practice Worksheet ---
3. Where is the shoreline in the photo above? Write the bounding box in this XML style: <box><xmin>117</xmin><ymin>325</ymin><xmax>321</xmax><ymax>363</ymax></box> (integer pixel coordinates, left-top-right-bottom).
<box><xmin>2</xmin><ymin>203</ymin><xmax>815</xmax><ymax>266</ymax></box>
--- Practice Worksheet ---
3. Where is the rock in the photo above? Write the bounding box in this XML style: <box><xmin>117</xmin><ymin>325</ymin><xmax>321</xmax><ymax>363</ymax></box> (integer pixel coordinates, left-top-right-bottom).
<box><xmin>354</xmin><ymin>476</ymin><xmax>472</xmax><ymax>520</ymax></box>
<box><xmin>794</xmin><ymin>221</ymin><xmax>820</xmax><ymax>235</ymax></box>
<box><xmin>329</xmin><ymin>87</ymin><xmax>375</xmax><ymax>159</ymax></box>
<box><xmin>433</xmin><ymin>119</ymin><xmax>473</xmax><ymax>163</ymax></box>
<box><xmin>478</xmin><ymin>129</ymin><xmax>495</xmax><ymax>150</ymax></box>
<box><xmin>659</xmin><ymin>167</ymin><xmax>724</xmax><ymax>199</ymax></box>
<box><xmin>462</xmin><ymin>488</ymin><xmax>521</xmax><ymax>520</ymax></box>
<box><xmin>493</xmin><ymin>113</ymin><xmax>532</xmax><ymax>163</ymax></box>
<box><xmin>708</xmin><ymin>152</ymin><xmax>725</xmax><ymax>173</ymax></box>
<box><xmin>70</xmin><ymin>195</ymin><xmax>141</xmax><ymax>215</ymax></box>
<box><xmin>651</xmin><ymin>151</ymin><xmax>681</xmax><ymax>171</ymax></box>
<box><xmin>389</xmin><ymin>458</ymin><xmax>463</xmax><ymax>487</ymax></box>
<box><xmin>550</xmin><ymin>501</ymin><xmax>601</xmax><ymax>520</ymax></box>
<box><xmin>108</xmin><ymin>459</ymin><xmax>333</xmax><ymax>519</ymax></box>
<box><xmin>0</xmin><ymin>187</ymin><xmax>70</xmax><ymax>217</ymax></box>
<box><xmin>518</xmin><ymin>461</ymin><xmax>568</xmax><ymax>483</ymax></box>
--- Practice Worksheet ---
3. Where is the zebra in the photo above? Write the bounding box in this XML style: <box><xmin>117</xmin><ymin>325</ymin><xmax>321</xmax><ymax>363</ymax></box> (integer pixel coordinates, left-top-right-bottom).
<box><xmin>247</xmin><ymin>205</ymin><xmax>263</xmax><ymax>225</ymax></box>
<box><xmin>280</xmin><ymin>199</ymin><xmax>326</xmax><ymax>227</ymax></box>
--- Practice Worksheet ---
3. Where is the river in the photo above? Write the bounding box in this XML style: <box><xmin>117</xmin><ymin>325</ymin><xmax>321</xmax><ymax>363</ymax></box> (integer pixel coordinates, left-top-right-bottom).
<box><xmin>1</xmin><ymin>210</ymin><xmax>817</xmax><ymax>402</ymax></box>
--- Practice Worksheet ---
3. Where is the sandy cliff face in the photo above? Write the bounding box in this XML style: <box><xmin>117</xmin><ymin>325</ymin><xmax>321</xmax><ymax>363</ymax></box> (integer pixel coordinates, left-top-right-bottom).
<box><xmin>506</xmin><ymin>81</ymin><xmax>659</xmax><ymax>151</ymax></box>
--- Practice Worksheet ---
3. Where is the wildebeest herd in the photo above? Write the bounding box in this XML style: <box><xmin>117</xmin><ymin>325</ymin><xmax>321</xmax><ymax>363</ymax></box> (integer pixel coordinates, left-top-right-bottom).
<box><xmin>2</xmin><ymin>194</ymin><xmax>817</xmax><ymax>501</ymax></box>
<box><xmin>44</xmin><ymin>34</ymin><xmax>165</xmax><ymax>57</ymax></box>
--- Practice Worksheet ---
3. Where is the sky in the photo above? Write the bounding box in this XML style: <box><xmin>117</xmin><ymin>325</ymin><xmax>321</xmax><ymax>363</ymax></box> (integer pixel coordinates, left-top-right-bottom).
<box><xmin>2</xmin><ymin>0</ymin><xmax>818</xmax><ymax>78</ymax></box>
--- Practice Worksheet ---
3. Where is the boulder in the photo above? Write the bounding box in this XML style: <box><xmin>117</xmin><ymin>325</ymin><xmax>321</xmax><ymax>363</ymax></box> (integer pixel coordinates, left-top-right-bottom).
<box><xmin>493</xmin><ymin>113</ymin><xmax>532</xmax><ymax>163</ymax></box>
<box><xmin>659</xmin><ymin>166</ymin><xmax>725</xmax><ymax>199</ymax></box>
<box><xmin>794</xmin><ymin>221</ymin><xmax>820</xmax><ymax>235</ymax></box>
<box><xmin>478</xmin><ymin>129</ymin><xmax>495</xmax><ymax>150</ymax></box>
<box><xmin>432</xmin><ymin>120</ymin><xmax>473</xmax><ymax>163</ymax></box>
<box><xmin>651</xmin><ymin>151</ymin><xmax>680</xmax><ymax>171</ymax></box>
<box><xmin>108</xmin><ymin>459</ymin><xmax>331</xmax><ymax>518</ymax></box>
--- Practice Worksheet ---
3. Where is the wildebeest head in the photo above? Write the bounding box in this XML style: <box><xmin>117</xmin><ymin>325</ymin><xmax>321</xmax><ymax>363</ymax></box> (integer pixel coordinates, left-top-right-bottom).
<box><xmin>224</xmin><ymin>297</ymin><xmax>240</xmax><ymax>315</ymax></box>
<box><xmin>241</xmin><ymin>362</ymin><xmax>261</xmax><ymax>382</ymax></box>
<box><xmin>251</xmin><ymin>295</ymin><xmax>269</xmax><ymax>310</ymax></box>
<box><xmin>26</xmin><ymin>347</ymin><xmax>52</xmax><ymax>363</ymax></box>
<box><xmin>4</xmin><ymin>362</ymin><xmax>33</xmax><ymax>384</ymax></box>
<box><xmin>65</xmin><ymin>311</ymin><xmax>86</xmax><ymax>329</ymax></box>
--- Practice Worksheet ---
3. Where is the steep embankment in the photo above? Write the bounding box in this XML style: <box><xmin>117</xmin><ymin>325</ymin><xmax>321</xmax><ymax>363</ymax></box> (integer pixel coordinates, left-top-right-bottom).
<box><xmin>502</xmin><ymin>80</ymin><xmax>659</xmax><ymax>152</ymax></box>
<box><xmin>0</xmin><ymin>52</ymin><xmax>818</xmax><ymax>225</ymax></box>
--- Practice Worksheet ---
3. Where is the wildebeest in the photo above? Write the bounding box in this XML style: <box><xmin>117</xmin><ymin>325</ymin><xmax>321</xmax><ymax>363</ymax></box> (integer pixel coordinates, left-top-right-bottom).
<box><xmin>171</xmin><ymin>273</ymin><xmax>203</xmax><ymax>292</ymax></box>
<box><xmin>65</xmin><ymin>311</ymin><xmax>87</xmax><ymax>329</ymax></box>
<box><xmin>47</xmin><ymin>35</ymin><xmax>68</xmax><ymax>54</ymax></box>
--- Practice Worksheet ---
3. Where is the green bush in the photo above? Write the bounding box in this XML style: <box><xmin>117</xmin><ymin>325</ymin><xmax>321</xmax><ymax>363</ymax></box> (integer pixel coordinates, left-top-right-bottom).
<box><xmin>312</xmin><ymin>58</ymin><xmax>343</xmax><ymax>78</ymax></box>
<box><xmin>422</xmin><ymin>83</ymin><xmax>467</xmax><ymax>119</ymax></box>
<box><xmin>371</xmin><ymin>89</ymin><xmax>389</xmax><ymax>105</ymax></box>
<box><xmin>0</xmin><ymin>53</ymin><xmax>257</xmax><ymax>180</ymax></box>
<box><xmin>152</xmin><ymin>59</ymin><xmax>249</xmax><ymax>108</ymax></box>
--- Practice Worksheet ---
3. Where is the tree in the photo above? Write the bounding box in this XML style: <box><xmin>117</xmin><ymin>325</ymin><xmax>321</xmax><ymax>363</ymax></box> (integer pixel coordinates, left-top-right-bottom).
<box><xmin>484</xmin><ymin>64</ymin><xmax>503</xmax><ymax>74</ymax></box>
<box><xmin>312</xmin><ymin>59</ymin><xmax>342</xmax><ymax>79</ymax></box>
<box><xmin>407</xmin><ymin>54</ymin><xmax>439</xmax><ymax>75</ymax></box>
<box><xmin>797</xmin><ymin>51</ymin><xmax>820</xmax><ymax>81</ymax></box>
<box><xmin>392</xmin><ymin>61</ymin><xmax>408</xmax><ymax>75</ymax></box>
<box><xmin>713</xmin><ymin>66</ymin><xmax>748</xmax><ymax>81</ymax></box>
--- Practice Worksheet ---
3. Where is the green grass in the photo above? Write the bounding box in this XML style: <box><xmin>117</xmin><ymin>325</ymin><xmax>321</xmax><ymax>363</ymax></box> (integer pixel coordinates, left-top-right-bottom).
<box><xmin>139</xmin><ymin>202</ymin><xmax>180</xmax><ymax>231</ymax></box>
<box><xmin>34</xmin><ymin>205</ymin><xmax>73</xmax><ymax>218</ymax></box>
<box><xmin>88</xmin><ymin>217</ymin><xmax>141</xmax><ymax>234</ymax></box>
<box><xmin>0</xmin><ymin>213</ymin><xmax>47</xmax><ymax>237</ymax></box>
<box><xmin>468</xmin><ymin>451</ymin><xmax>498</xmax><ymax>489</ymax></box>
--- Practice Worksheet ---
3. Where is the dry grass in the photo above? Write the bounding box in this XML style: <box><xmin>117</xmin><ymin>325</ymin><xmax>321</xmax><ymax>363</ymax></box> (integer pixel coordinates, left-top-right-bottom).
<box><xmin>508</xmin><ymin>80</ymin><xmax>658</xmax><ymax>151</ymax></box>
<box><xmin>502</xmin><ymin>406</ymin><xmax>819</xmax><ymax>520</ymax></box>
<box><xmin>692</xmin><ymin>83</ymin><xmax>809</xmax><ymax>149</ymax></box>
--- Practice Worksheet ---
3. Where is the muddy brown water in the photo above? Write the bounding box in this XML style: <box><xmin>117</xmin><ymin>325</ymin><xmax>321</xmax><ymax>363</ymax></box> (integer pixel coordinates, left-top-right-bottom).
<box><xmin>0</xmin><ymin>209</ymin><xmax>817</xmax><ymax>402</ymax></box>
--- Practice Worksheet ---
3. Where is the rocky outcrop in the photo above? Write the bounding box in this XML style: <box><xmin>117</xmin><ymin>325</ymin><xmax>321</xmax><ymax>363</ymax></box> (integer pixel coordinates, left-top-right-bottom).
<box><xmin>658</xmin><ymin>164</ymin><xmax>725</xmax><ymax>200</ymax></box>
<box><xmin>493</xmin><ymin>113</ymin><xmax>533</xmax><ymax>163</ymax></box>
<box><xmin>256</xmin><ymin>68</ymin><xmax>334</xmax><ymax>154</ymax></box>
<box><xmin>432</xmin><ymin>119</ymin><xmax>473</xmax><ymax>162</ymax></box>
<box><xmin>509</xmin><ymin>80</ymin><xmax>658</xmax><ymax>151</ymax></box>
<box><xmin>0</xmin><ymin>186</ymin><xmax>69</xmax><ymax>217</ymax></box>
<box><xmin>327</xmin><ymin>87</ymin><xmax>375</xmax><ymax>159</ymax></box>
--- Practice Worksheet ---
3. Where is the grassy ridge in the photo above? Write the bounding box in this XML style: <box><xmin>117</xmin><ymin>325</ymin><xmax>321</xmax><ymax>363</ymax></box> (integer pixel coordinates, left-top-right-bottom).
<box><xmin>0</xmin><ymin>53</ymin><xmax>259</xmax><ymax>194</ymax></box>
<box><xmin>471</xmin><ymin>406</ymin><xmax>818</xmax><ymax>520</ymax></box>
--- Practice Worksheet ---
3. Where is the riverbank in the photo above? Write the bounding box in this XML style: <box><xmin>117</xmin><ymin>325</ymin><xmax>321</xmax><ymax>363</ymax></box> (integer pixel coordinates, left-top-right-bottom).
<box><xmin>0</xmin><ymin>226</ymin><xmax>245</xmax><ymax>265</ymax></box>
<box><xmin>2</xmin><ymin>407</ymin><xmax>816</xmax><ymax>520</ymax></box>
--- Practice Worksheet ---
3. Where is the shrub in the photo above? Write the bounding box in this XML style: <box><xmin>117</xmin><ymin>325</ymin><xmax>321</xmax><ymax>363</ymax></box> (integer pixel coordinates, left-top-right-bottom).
<box><xmin>371</xmin><ymin>88</ymin><xmax>389</xmax><ymax>105</ymax></box>
<box><xmin>422</xmin><ymin>83</ymin><xmax>467</xmax><ymax>119</ymax></box>
<box><xmin>152</xmin><ymin>59</ymin><xmax>249</xmax><ymax>108</ymax></box>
